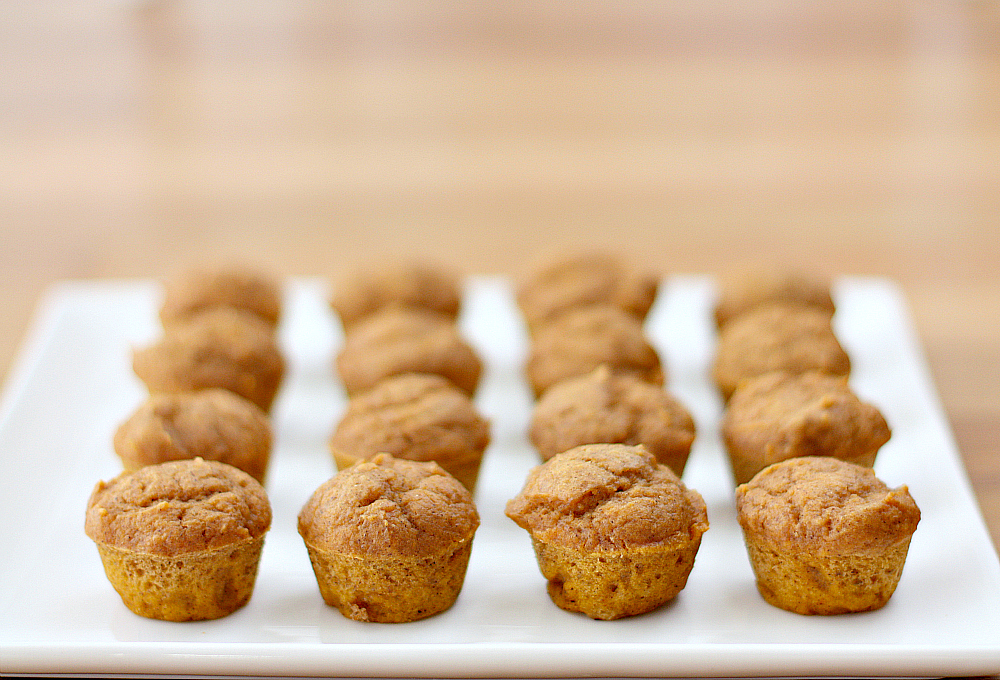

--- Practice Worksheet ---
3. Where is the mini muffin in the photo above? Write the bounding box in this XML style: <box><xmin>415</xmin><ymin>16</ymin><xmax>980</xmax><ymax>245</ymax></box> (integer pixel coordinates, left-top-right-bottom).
<box><xmin>529</xmin><ymin>365</ymin><xmax>695</xmax><ymax>477</ymax></box>
<box><xmin>736</xmin><ymin>456</ymin><xmax>920</xmax><ymax>615</ymax></box>
<box><xmin>714</xmin><ymin>270</ymin><xmax>835</xmax><ymax>329</ymax></box>
<box><xmin>132</xmin><ymin>307</ymin><xmax>286</xmax><ymax>412</ymax></box>
<box><xmin>712</xmin><ymin>303</ymin><xmax>850</xmax><ymax>401</ymax></box>
<box><xmin>114</xmin><ymin>389</ymin><xmax>272</xmax><ymax>484</ymax></box>
<box><xmin>516</xmin><ymin>252</ymin><xmax>660</xmax><ymax>334</ymax></box>
<box><xmin>505</xmin><ymin>443</ymin><xmax>709</xmax><ymax>620</ymax></box>
<box><xmin>722</xmin><ymin>371</ymin><xmax>891</xmax><ymax>485</ymax></box>
<box><xmin>85</xmin><ymin>458</ymin><xmax>271</xmax><ymax>621</ymax></box>
<box><xmin>159</xmin><ymin>264</ymin><xmax>282</xmax><ymax>329</ymax></box>
<box><xmin>335</xmin><ymin>307</ymin><xmax>482</xmax><ymax>396</ymax></box>
<box><xmin>298</xmin><ymin>453</ymin><xmax>480</xmax><ymax>623</ymax></box>
<box><xmin>330</xmin><ymin>260</ymin><xmax>462</xmax><ymax>331</ymax></box>
<box><xmin>525</xmin><ymin>305</ymin><xmax>664</xmax><ymax>398</ymax></box>
<box><xmin>329</xmin><ymin>373</ymin><xmax>490</xmax><ymax>492</ymax></box>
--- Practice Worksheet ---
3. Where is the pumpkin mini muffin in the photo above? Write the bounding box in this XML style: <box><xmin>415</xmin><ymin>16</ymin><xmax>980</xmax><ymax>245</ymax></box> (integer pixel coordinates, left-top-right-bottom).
<box><xmin>516</xmin><ymin>252</ymin><xmax>660</xmax><ymax>334</ymax></box>
<box><xmin>329</xmin><ymin>373</ymin><xmax>490</xmax><ymax>492</ymax></box>
<box><xmin>714</xmin><ymin>270</ymin><xmax>835</xmax><ymax>329</ymax></box>
<box><xmin>712</xmin><ymin>303</ymin><xmax>850</xmax><ymax>401</ymax></box>
<box><xmin>330</xmin><ymin>260</ymin><xmax>462</xmax><ymax>331</ymax></box>
<box><xmin>505</xmin><ymin>444</ymin><xmax>709</xmax><ymax>620</ymax></box>
<box><xmin>114</xmin><ymin>389</ymin><xmax>272</xmax><ymax>484</ymax></box>
<box><xmin>132</xmin><ymin>307</ymin><xmax>286</xmax><ymax>412</ymax></box>
<box><xmin>159</xmin><ymin>264</ymin><xmax>283</xmax><ymax>329</ymax></box>
<box><xmin>525</xmin><ymin>305</ymin><xmax>664</xmax><ymax>398</ymax></box>
<box><xmin>85</xmin><ymin>458</ymin><xmax>271</xmax><ymax>621</ymax></box>
<box><xmin>298</xmin><ymin>454</ymin><xmax>480</xmax><ymax>623</ymax></box>
<box><xmin>736</xmin><ymin>456</ymin><xmax>920</xmax><ymax>615</ymax></box>
<box><xmin>529</xmin><ymin>365</ymin><xmax>695</xmax><ymax>477</ymax></box>
<box><xmin>335</xmin><ymin>306</ymin><xmax>482</xmax><ymax>397</ymax></box>
<box><xmin>722</xmin><ymin>371</ymin><xmax>891</xmax><ymax>485</ymax></box>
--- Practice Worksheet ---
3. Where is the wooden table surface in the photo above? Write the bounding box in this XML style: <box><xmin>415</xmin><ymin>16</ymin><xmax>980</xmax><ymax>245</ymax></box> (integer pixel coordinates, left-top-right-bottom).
<box><xmin>2</xmin><ymin>0</ymin><xmax>998</xmax><ymax>635</ymax></box>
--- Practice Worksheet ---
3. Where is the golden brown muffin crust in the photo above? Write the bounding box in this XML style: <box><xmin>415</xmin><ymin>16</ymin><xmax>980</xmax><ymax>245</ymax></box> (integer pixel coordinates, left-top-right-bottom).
<box><xmin>85</xmin><ymin>458</ymin><xmax>271</xmax><ymax>557</ymax></box>
<box><xmin>132</xmin><ymin>307</ymin><xmax>286</xmax><ymax>411</ymax></box>
<box><xmin>713</xmin><ymin>303</ymin><xmax>850</xmax><ymax>400</ymax></box>
<box><xmin>330</xmin><ymin>373</ymin><xmax>489</xmax><ymax>466</ymax></box>
<box><xmin>330</xmin><ymin>260</ymin><xmax>462</xmax><ymax>331</ymax></box>
<box><xmin>714</xmin><ymin>270</ymin><xmax>834</xmax><ymax>328</ymax></box>
<box><xmin>299</xmin><ymin>454</ymin><xmax>479</xmax><ymax>558</ymax></box>
<box><xmin>525</xmin><ymin>305</ymin><xmax>664</xmax><ymax>398</ymax></box>
<box><xmin>529</xmin><ymin>366</ymin><xmax>694</xmax><ymax>473</ymax></box>
<box><xmin>516</xmin><ymin>252</ymin><xmax>659</xmax><ymax>332</ymax></box>
<box><xmin>722</xmin><ymin>371</ymin><xmax>890</xmax><ymax>480</ymax></box>
<box><xmin>736</xmin><ymin>457</ymin><xmax>920</xmax><ymax>556</ymax></box>
<box><xmin>113</xmin><ymin>389</ymin><xmax>272</xmax><ymax>482</ymax></box>
<box><xmin>159</xmin><ymin>265</ymin><xmax>282</xmax><ymax>328</ymax></box>
<box><xmin>505</xmin><ymin>444</ymin><xmax>708</xmax><ymax>551</ymax></box>
<box><xmin>335</xmin><ymin>307</ymin><xmax>482</xmax><ymax>396</ymax></box>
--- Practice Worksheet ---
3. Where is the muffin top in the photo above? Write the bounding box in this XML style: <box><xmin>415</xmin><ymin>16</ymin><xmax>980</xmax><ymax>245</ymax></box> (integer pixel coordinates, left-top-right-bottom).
<box><xmin>505</xmin><ymin>444</ymin><xmax>708</xmax><ymax>551</ymax></box>
<box><xmin>298</xmin><ymin>454</ymin><xmax>479</xmax><ymax>557</ymax></box>
<box><xmin>516</xmin><ymin>252</ymin><xmax>659</xmax><ymax>333</ymax></box>
<box><xmin>330</xmin><ymin>373</ymin><xmax>489</xmax><ymax>465</ymax></box>
<box><xmin>736</xmin><ymin>456</ymin><xmax>920</xmax><ymax>556</ymax></box>
<box><xmin>85</xmin><ymin>458</ymin><xmax>271</xmax><ymax>556</ymax></box>
<box><xmin>159</xmin><ymin>264</ymin><xmax>282</xmax><ymax>328</ymax></box>
<box><xmin>526</xmin><ymin>305</ymin><xmax>664</xmax><ymax>398</ymax></box>
<box><xmin>714</xmin><ymin>270</ymin><xmax>834</xmax><ymax>329</ymax></box>
<box><xmin>723</xmin><ymin>371</ymin><xmax>890</xmax><ymax>466</ymax></box>
<box><xmin>132</xmin><ymin>307</ymin><xmax>285</xmax><ymax>411</ymax></box>
<box><xmin>529</xmin><ymin>365</ymin><xmax>694</xmax><ymax>467</ymax></box>
<box><xmin>113</xmin><ymin>389</ymin><xmax>272</xmax><ymax>481</ymax></box>
<box><xmin>712</xmin><ymin>303</ymin><xmax>850</xmax><ymax>400</ymax></box>
<box><xmin>335</xmin><ymin>306</ymin><xmax>482</xmax><ymax>396</ymax></box>
<box><xmin>330</xmin><ymin>260</ymin><xmax>462</xmax><ymax>331</ymax></box>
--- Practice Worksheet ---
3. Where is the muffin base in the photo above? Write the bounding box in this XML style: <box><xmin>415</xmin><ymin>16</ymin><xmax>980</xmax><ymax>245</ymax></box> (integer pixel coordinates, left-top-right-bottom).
<box><xmin>743</xmin><ymin>534</ymin><xmax>912</xmax><ymax>615</ymax></box>
<box><xmin>95</xmin><ymin>537</ymin><xmax>265</xmax><ymax>621</ymax></box>
<box><xmin>531</xmin><ymin>537</ymin><xmax>703</xmax><ymax>620</ymax></box>
<box><xmin>303</xmin><ymin>539</ymin><xmax>474</xmax><ymax>623</ymax></box>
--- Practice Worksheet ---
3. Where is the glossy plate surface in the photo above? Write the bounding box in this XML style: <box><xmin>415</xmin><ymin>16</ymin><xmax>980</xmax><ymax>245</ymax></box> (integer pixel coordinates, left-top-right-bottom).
<box><xmin>2</xmin><ymin>276</ymin><xmax>998</xmax><ymax>678</ymax></box>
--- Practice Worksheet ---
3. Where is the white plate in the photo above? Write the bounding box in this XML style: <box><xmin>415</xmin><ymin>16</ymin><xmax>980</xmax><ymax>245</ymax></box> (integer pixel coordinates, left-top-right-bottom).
<box><xmin>1</xmin><ymin>276</ymin><xmax>999</xmax><ymax>679</ymax></box>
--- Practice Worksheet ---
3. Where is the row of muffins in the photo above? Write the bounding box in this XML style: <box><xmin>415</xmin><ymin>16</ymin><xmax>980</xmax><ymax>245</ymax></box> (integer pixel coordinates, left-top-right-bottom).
<box><xmin>507</xmin><ymin>254</ymin><xmax>709</xmax><ymax>619</ymax></box>
<box><xmin>709</xmin><ymin>271</ymin><xmax>920</xmax><ymax>615</ymax></box>
<box><xmin>86</xmin><ymin>259</ymin><xmax>920</xmax><ymax>624</ymax></box>
<box><xmin>88</xmin><ymin>266</ymin><xmax>289</xmax><ymax>621</ymax></box>
<box><xmin>314</xmin><ymin>264</ymin><xmax>492</xmax><ymax>622</ymax></box>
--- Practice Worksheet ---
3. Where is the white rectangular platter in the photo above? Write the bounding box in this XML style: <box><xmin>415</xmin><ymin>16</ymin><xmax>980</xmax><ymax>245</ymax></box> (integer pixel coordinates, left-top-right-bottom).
<box><xmin>1</xmin><ymin>276</ymin><xmax>999</xmax><ymax>678</ymax></box>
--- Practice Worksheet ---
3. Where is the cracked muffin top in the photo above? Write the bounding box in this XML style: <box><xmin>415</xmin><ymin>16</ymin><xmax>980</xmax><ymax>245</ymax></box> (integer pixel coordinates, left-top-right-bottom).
<box><xmin>712</xmin><ymin>303</ymin><xmax>850</xmax><ymax>401</ymax></box>
<box><xmin>113</xmin><ymin>389</ymin><xmax>271</xmax><ymax>482</ymax></box>
<box><xmin>505</xmin><ymin>444</ymin><xmax>708</xmax><ymax>551</ymax></box>
<box><xmin>298</xmin><ymin>454</ymin><xmax>479</xmax><ymax>558</ymax></box>
<box><xmin>529</xmin><ymin>365</ymin><xmax>694</xmax><ymax>473</ymax></box>
<box><xmin>723</xmin><ymin>370</ymin><xmax>890</xmax><ymax>469</ymax></box>
<box><xmin>330</xmin><ymin>260</ymin><xmax>462</xmax><ymax>331</ymax></box>
<box><xmin>85</xmin><ymin>458</ymin><xmax>271</xmax><ymax>557</ymax></box>
<box><xmin>335</xmin><ymin>306</ymin><xmax>482</xmax><ymax>396</ymax></box>
<box><xmin>329</xmin><ymin>373</ymin><xmax>489</xmax><ymax>466</ymax></box>
<box><xmin>516</xmin><ymin>252</ymin><xmax>659</xmax><ymax>333</ymax></box>
<box><xmin>159</xmin><ymin>264</ymin><xmax>282</xmax><ymax>328</ymax></box>
<box><xmin>525</xmin><ymin>305</ymin><xmax>664</xmax><ymax>398</ymax></box>
<box><xmin>736</xmin><ymin>456</ymin><xmax>920</xmax><ymax>556</ymax></box>
<box><xmin>132</xmin><ymin>306</ymin><xmax>285</xmax><ymax>411</ymax></box>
